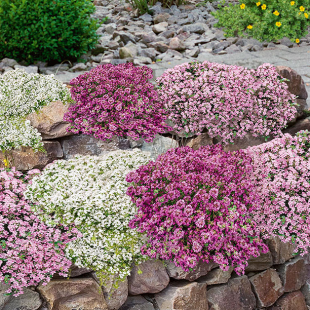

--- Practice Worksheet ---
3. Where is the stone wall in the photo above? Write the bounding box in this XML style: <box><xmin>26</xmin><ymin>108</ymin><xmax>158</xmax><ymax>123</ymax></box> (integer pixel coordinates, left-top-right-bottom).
<box><xmin>1</xmin><ymin>65</ymin><xmax>310</xmax><ymax>310</ymax></box>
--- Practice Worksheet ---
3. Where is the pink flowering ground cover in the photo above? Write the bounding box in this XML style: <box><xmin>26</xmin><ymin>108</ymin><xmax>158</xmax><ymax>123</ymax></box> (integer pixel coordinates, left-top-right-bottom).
<box><xmin>157</xmin><ymin>61</ymin><xmax>298</xmax><ymax>144</ymax></box>
<box><xmin>63</xmin><ymin>63</ymin><xmax>172</xmax><ymax>142</ymax></box>
<box><xmin>0</xmin><ymin>167</ymin><xmax>80</xmax><ymax>296</ymax></box>
<box><xmin>246</xmin><ymin>130</ymin><xmax>310</xmax><ymax>255</ymax></box>
<box><xmin>126</xmin><ymin>145</ymin><xmax>269</xmax><ymax>275</ymax></box>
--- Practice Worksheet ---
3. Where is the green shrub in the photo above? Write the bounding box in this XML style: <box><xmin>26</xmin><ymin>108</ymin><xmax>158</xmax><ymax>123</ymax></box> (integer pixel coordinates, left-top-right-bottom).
<box><xmin>211</xmin><ymin>0</ymin><xmax>310</xmax><ymax>43</ymax></box>
<box><xmin>0</xmin><ymin>0</ymin><xmax>101</xmax><ymax>64</ymax></box>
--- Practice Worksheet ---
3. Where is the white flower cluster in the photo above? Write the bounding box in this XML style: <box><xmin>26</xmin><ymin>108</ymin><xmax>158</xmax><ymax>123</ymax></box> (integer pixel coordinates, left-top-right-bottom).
<box><xmin>0</xmin><ymin>69</ymin><xmax>71</xmax><ymax>151</ymax></box>
<box><xmin>24</xmin><ymin>149</ymin><xmax>152</xmax><ymax>283</ymax></box>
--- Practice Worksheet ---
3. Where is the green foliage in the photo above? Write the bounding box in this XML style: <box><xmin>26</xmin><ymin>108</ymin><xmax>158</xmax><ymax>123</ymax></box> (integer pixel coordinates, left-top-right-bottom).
<box><xmin>0</xmin><ymin>0</ymin><xmax>101</xmax><ymax>64</ymax></box>
<box><xmin>211</xmin><ymin>0</ymin><xmax>310</xmax><ymax>43</ymax></box>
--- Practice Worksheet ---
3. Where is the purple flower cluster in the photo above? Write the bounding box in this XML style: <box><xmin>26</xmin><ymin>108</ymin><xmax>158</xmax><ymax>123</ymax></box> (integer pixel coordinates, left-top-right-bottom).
<box><xmin>64</xmin><ymin>63</ymin><xmax>172</xmax><ymax>142</ymax></box>
<box><xmin>0</xmin><ymin>167</ymin><xmax>80</xmax><ymax>296</ymax></box>
<box><xmin>126</xmin><ymin>145</ymin><xmax>268</xmax><ymax>275</ymax></box>
<box><xmin>156</xmin><ymin>61</ymin><xmax>297</xmax><ymax>144</ymax></box>
<box><xmin>246</xmin><ymin>130</ymin><xmax>310</xmax><ymax>255</ymax></box>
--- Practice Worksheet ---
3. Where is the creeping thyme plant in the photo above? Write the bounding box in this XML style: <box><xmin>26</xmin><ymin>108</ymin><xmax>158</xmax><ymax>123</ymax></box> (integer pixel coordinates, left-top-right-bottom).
<box><xmin>24</xmin><ymin>149</ymin><xmax>152</xmax><ymax>286</ymax></box>
<box><xmin>157</xmin><ymin>61</ymin><xmax>297</xmax><ymax>144</ymax></box>
<box><xmin>246</xmin><ymin>130</ymin><xmax>310</xmax><ymax>255</ymax></box>
<box><xmin>0</xmin><ymin>69</ymin><xmax>72</xmax><ymax>165</ymax></box>
<box><xmin>211</xmin><ymin>0</ymin><xmax>310</xmax><ymax>43</ymax></box>
<box><xmin>126</xmin><ymin>145</ymin><xmax>269</xmax><ymax>275</ymax></box>
<box><xmin>0</xmin><ymin>167</ymin><xmax>80</xmax><ymax>297</ymax></box>
<box><xmin>63</xmin><ymin>63</ymin><xmax>172</xmax><ymax>143</ymax></box>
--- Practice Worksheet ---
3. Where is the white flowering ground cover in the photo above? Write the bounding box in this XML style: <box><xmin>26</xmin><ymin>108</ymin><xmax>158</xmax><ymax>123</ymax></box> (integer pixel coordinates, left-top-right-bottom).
<box><xmin>0</xmin><ymin>69</ymin><xmax>71</xmax><ymax>152</ymax></box>
<box><xmin>24</xmin><ymin>149</ymin><xmax>152</xmax><ymax>285</ymax></box>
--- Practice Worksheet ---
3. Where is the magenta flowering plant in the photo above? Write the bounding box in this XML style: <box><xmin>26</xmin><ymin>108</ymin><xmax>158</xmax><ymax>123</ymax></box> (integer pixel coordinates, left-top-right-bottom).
<box><xmin>0</xmin><ymin>167</ymin><xmax>80</xmax><ymax>296</ymax></box>
<box><xmin>126</xmin><ymin>145</ymin><xmax>269</xmax><ymax>275</ymax></box>
<box><xmin>63</xmin><ymin>63</ymin><xmax>172</xmax><ymax>142</ymax></box>
<box><xmin>246</xmin><ymin>130</ymin><xmax>310</xmax><ymax>255</ymax></box>
<box><xmin>156</xmin><ymin>61</ymin><xmax>298</xmax><ymax>144</ymax></box>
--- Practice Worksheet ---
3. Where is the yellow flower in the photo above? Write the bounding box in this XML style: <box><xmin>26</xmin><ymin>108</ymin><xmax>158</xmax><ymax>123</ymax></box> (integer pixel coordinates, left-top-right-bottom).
<box><xmin>240</xmin><ymin>3</ymin><xmax>246</xmax><ymax>9</ymax></box>
<box><xmin>247</xmin><ymin>25</ymin><xmax>253</xmax><ymax>29</ymax></box>
<box><xmin>256</xmin><ymin>1</ymin><xmax>261</xmax><ymax>5</ymax></box>
<box><xmin>276</xmin><ymin>21</ymin><xmax>281</xmax><ymax>27</ymax></box>
<box><xmin>261</xmin><ymin>4</ymin><xmax>267</xmax><ymax>9</ymax></box>
<box><xmin>305</xmin><ymin>12</ymin><xmax>309</xmax><ymax>18</ymax></box>
<box><xmin>3</xmin><ymin>159</ymin><xmax>8</xmax><ymax>167</ymax></box>
<box><xmin>300</xmin><ymin>6</ymin><xmax>305</xmax><ymax>11</ymax></box>
<box><xmin>296</xmin><ymin>38</ymin><xmax>300</xmax><ymax>43</ymax></box>
<box><xmin>273</xmin><ymin>10</ymin><xmax>280</xmax><ymax>16</ymax></box>
<box><xmin>290</xmin><ymin>1</ymin><xmax>295</xmax><ymax>4</ymax></box>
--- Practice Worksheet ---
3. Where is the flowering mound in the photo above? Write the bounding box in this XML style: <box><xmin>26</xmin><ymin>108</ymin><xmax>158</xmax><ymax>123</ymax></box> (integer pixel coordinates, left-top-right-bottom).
<box><xmin>24</xmin><ymin>149</ymin><xmax>152</xmax><ymax>285</ymax></box>
<box><xmin>156</xmin><ymin>61</ymin><xmax>297</xmax><ymax>144</ymax></box>
<box><xmin>0</xmin><ymin>69</ymin><xmax>72</xmax><ymax>152</ymax></box>
<box><xmin>246</xmin><ymin>130</ymin><xmax>310</xmax><ymax>254</ymax></box>
<box><xmin>0</xmin><ymin>167</ymin><xmax>79</xmax><ymax>296</ymax></box>
<box><xmin>63</xmin><ymin>63</ymin><xmax>171</xmax><ymax>142</ymax></box>
<box><xmin>126</xmin><ymin>145</ymin><xmax>269</xmax><ymax>275</ymax></box>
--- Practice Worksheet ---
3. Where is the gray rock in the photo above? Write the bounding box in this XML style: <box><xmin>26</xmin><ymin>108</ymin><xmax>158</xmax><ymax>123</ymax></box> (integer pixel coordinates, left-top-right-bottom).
<box><xmin>119</xmin><ymin>43</ymin><xmax>138</xmax><ymax>59</ymax></box>
<box><xmin>139</xmin><ymin>13</ymin><xmax>153</xmax><ymax>23</ymax></box>
<box><xmin>169</xmin><ymin>37</ymin><xmax>186</xmax><ymax>51</ymax></box>
<box><xmin>14</xmin><ymin>65</ymin><xmax>38</xmax><ymax>74</ymax></box>
<box><xmin>251</xmin><ymin>44</ymin><xmax>263</xmax><ymax>51</ymax></box>
<box><xmin>141</xmin><ymin>134</ymin><xmax>178</xmax><ymax>160</ymax></box>
<box><xmin>280</xmin><ymin>37</ymin><xmax>294</xmax><ymax>47</ymax></box>
<box><xmin>133</xmin><ymin>56</ymin><xmax>153</xmax><ymax>65</ymax></box>
<box><xmin>152</xmin><ymin>22</ymin><xmax>168</xmax><ymax>34</ymax></box>
<box><xmin>149</xmin><ymin>2</ymin><xmax>163</xmax><ymax>14</ymax></box>
<box><xmin>181</xmin><ymin>22</ymin><xmax>209</xmax><ymax>34</ymax></box>
<box><xmin>69</xmin><ymin>63</ymin><xmax>87</xmax><ymax>72</ymax></box>
<box><xmin>114</xmin><ymin>31</ymin><xmax>136</xmax><ymax>44</ymax></box>
<box><xmin>1</xmin><ymin>58</ymin><xmax>18</xmax><ymax>67</ymax></box>
<box><xmin>212</xmin><ymin>41</ymin><xmax>231</xmax><ymax>53</ymax></box>
<box><xmin>2</xmin><ymin>288</ymin><xmax>42</xmax><ymax>310</ymax></box>
<box><xmin>149</xmin><ymin>42</ymin><xmax>169</xmax><ymax>53</ymax></box>
<box><xmin>141</xmin><ymin>32</ymin><xmax>157</xmax><ymax>44</ymax></box>
<box><xmin>213</xmin><ymin>29</ymin><xmax>226</xmax><ymax>40</ymax></box>
<box><xmin>105</xmin><ymin>23</ymin><xmax>117</xmax><ymax>34</ymax></box>
<box><xmin>225</xmin><ymin>44</ymin><xmax>241</xmax><ymax>53</ymax></box>
<box><xmin>197</xmin><ymin>266</ymin><xmax>233</xmax><ymax>285</ymax></box>
<box><xmin>154</xmin><ymin>13</ymin><xmax>171</xmax><ymax>24</ymax></box>
<box><xmin>0</xmin><ymin>283</ymin><xmax>12</xmax><ymax>308</ymax></box>
<box><xmin>139</xmin><ymin>48</ymin><xmax>157</xmax><ymax>60</ymax></box>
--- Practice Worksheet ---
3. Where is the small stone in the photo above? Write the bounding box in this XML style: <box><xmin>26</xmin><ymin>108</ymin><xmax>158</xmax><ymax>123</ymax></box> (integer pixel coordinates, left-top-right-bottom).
<box><xmin>212</xmin><ymin>41</ymin><xmax>231</xmax><ymax>52</ymax></box>
<box><xmin>105</xmin><ymin>23</ymin><xmax>117</xmax><ymax>34</ymax></box>
<box><xmin>107</xmin><ymin>41</ymin><xmax>120</xmax><ymax>50</ymax></box>
<box><xmin>133</xmin><ymin>56</ymin><xmax>152</xmax><ymax>65</ymax></box>
<box><xmin>139</xmin><ymin>13</ymin><xmax>153</xmax><ymax>23</ymax></box>
<box><xmin>277</xmin><ymin>256</ymin><xmax>306</xmax><ymax>292</ymax></box>
<box><xmin>225</xmin><ymin>44</ymin><xmax>241</xmax><ymax>53</ymax></box>
<box><xmin>128</xmin><ymin>260</ymin><xmax>170</xmax><ymax>295</ymax></box>
<box><xmin>270</xmin><ymin>291</ymin><xmax>307</xmax><ymax>310</ymax></box>
<box><xmin>154</xmin><ymin>13</ymin><xmax>171</xmax><ymax>24</ymax></box>
<box><xmin>207</xmin><ymin>276</ymin><xmax>256</xmax><ymax>310</ymax></box>
<box><xmin>152</xmin><ymin>22</ymin><xmax>168</xmax><ymax>34</ymax></box>
<box><xmin>69</xmin><ymin>63</ymin><xmax>87</xmax><ymax>72</ymax></box>
<box><xmin>283</xmin><ymin>117</ymin><xmax>310</xmax><ymax>136</ymax></box>
<box><xmin>141</xmin><ymin>32</ymin><xmax>157</xmax><ymax>44</ymax></box>
<box><xmin>185</xmin><ymin>133</ymin><xmax>213</xmax><ymax>150</ymax></box>
<box><xmin>140</xmin><ymin>48</ymin><xmax>157</xmax><ymax>60</ymax></box>
<box><xmin>155</xmin><ymin>281</ymin><xmax>208</xmax><ymax>310</ymax></box>
<box><xmin>280</xmin><ymin>37</ymin><xmax>294</xmax><ymax>48</ymax></box>
<box><xmin>14</xmin><ymin>64</ymin><xmax>38</xmax><ymax>74</ymax></box>
<box><xmin>149</xmin><ymin>41</ymin><xmax>169</xmax><ymax>53</ymax></box>
<box><xmin>166</xmin><ymin>260</ymin><xmax>218</xmax><ymax>281</ymax></box>
<box><xmin>119</xmin><ymin>46</ymin><xmax>135</xmax><ymax>59</ymax></box>
<box><xmin>181</xmin><ymin>22</ymin><xmax>209</xmax><ymax>34</ymax></box>
<box><xmin>249</xmin><ymin>268</ymin><xmax>283</xmax><ymax>307</ymax></box>
<box><xmin>169</xmin><ymin>37</ymin><xmax>186</xmax><ymax>51</ymax></box>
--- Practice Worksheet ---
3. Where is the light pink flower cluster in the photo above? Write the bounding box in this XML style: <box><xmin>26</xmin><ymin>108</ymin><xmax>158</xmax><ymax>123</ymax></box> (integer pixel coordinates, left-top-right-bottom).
<box><xmin>246</xmin><ymin>130</ymin><xmax>310</xmax><ymax>255</ymax></box>
<box><xmin>64</xmin><ymin>63</ymin><xmax>172</xmax><ymax>142</ymax></box>
<box><xmin>126</xmin><ymin>145</ymin><xmax>268</xmax><ymax>275</ymax></box>
<box><xmin>156</xmin><ymin>61</ymin><xmax>297</xmax><ymax>144</ymax></box>
<box><xmin>0</xmin><ymin>167</ymin><xmax>80</xmax><ymax>296</ymax></box>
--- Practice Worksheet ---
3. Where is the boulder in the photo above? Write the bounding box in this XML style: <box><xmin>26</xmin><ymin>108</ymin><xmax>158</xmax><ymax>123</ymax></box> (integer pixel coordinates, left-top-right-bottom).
<box><xmin>128</xmin><ymin>260</ymin><xmax>170</xmax><ymax>295</ymax></box>
<box><xmin>249</xmin><ymin>268</ymin><xmax>283</xmax><ymax>307</ymax></box>
<box><xmin>301</xmin><ymin>281</ymin><xmax>310</xmax><ymax>306</ymax></box>
<box><xmin>276</xmin><ymin>256</ymin><xmax>306</xmax><ymax>292</ymax></box>
<box><xmin>245</xmin><ymin>251</ymin><xmax>273</xmax><ymax>272</ymax></box>
<box><xmin>207</xmin><ymin>276</ymin><xmax>256</xmax><ymax>310</ymax></box>
<box><xmin>37</xmin><ymin>278</ymin><xmax>108</xmax><ymax>310</ymax></box>
<box><xmin>0</xmin><ymin>141</ymin><xmax>63</xmax><ymax>171</ymax></box>
<box><xmin>185</xmin><ymin>133</ymin><xmax>213</xmax><ymax>150</ymax></box>
<box><xmin>0</xmin><ymin>283</ymin><xmax>11</xmax><ymax>309</ymax></box>
<box><xmin>266</xmin><ymin>237</ymin><xmax>296</xmax><ymax>265</ymax></box>
<box><xmin>270</xmin><ymin>291</ymin><xmax>307</xmax><ymax>310</ymax></box>
<box><xmin>197</xmin><ymin>266</ymin><xmax>233</xmax><ymax>285</ymax></box>
<box><xmin>60</xmin><ymin>134</ymin><xmax>130</xmax><ymax>159</ymax></box>
<box><xmin>92</xmin><ymin>273</ymin><xmax>128</xmax><ymax>310</ymax></box>
<box><xmin>166</xmin><ymin>260</ymin><xmax>218</xmax><ymax>281</ymax></box>
<box><xmin>2</xmin><ymin>288</ymin><xmax>42</xmax><ymax>310</ymax></box>
<box><xmin>154</xmin><ymin>281</ymin><xmax>208</xmax><ymax>310</ymax></box>
<box><xmin>275</xmin><ymin>66</ymin><xmax>308</xmax><ymax>100</ymax></box>
<box><xmin>283</xmin><ymin>117</ymin><xmax>310</xmax><ymax>136</ymax></box>
<box><xmin>26</xmin><ymin>100</ymin><xmax>74</xmax><ymax>139</ymax></box>
<box><xmin>119</xmin><ymin>296</ymin><xmax>154</xmax><ymax>310</ymax></box>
